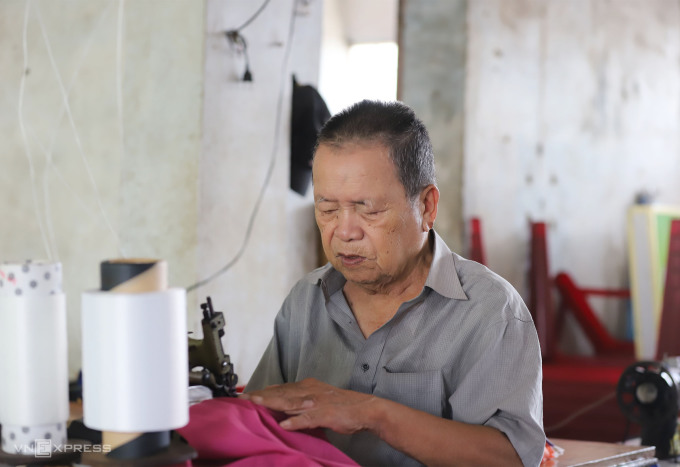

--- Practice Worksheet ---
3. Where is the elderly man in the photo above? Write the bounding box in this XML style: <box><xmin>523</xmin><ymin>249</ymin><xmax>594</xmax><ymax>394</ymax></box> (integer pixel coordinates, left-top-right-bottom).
<box><xmin>244</xmin><ymin>100</ymin><xmax>544</xmax><ymax>466</ymax></box>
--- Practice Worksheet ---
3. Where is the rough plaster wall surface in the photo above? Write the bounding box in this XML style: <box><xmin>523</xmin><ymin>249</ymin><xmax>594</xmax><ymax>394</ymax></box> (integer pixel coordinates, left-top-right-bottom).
<box><xmin>465</xmin><ymin>0</ymin><xmax>680</xmax><ymax>341</ymax></box>
<box><xmin>0</xmin><ymin>0</ymin><xmax>121</xmax><ymax>379</ymax></box>
<box><xmin>0</xmin><ymin>0</ymin><xmax>204</xmax><ymax>378</ymax></box>
<box><xmin>399</xmin><ymin>0</ymin><xmax>467</xmax><ymax>254</ymax></box>
<box><xmin>118</xmin><ymin>2</ymin><xmax>203</xmax><ymax>294</ymax></box>
<box><xmin>287</xmin><ymin>0</ymin><xmax>325</xmax><ymax>292</ymax></box>
<box><xmin>198</xmin><ymin>0</ymin><xmax>323</xmax><ymax>384</ymax></box>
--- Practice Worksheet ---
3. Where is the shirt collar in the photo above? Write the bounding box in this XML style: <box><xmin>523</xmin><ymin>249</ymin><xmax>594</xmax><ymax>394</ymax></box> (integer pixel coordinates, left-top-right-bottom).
<box><xmin>306</xmin><ymin>263</ymin><xmax>345</xmax><ymax>300</ymax></box>
<box><xmin>306</xmin><ymin>229</ymin><xmax>468</xmax><ymax>301</ymax></box>
<box><xmin>425</xmin><ymin>230</ymin><xmax>468</xmax><ymax>300</ymax></box>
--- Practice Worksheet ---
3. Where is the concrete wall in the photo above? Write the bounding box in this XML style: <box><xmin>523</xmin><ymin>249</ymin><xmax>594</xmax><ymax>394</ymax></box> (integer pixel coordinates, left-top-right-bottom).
<box><xmin>399</xmin><ymin>0</ymin><xmax>468</xmax><ymax>254</ymax></box>
<box><xmin>198</xmin><ymin>0</ymin><xmax>323</xmax><ymax>383</ymax></box>
<box><xmin>465</xmin><ymin>0</ymin><xmax>680</xmax><ymax>343</ymax></box>
<box><xmin>0</xmin><ymin>0</ymin><xmax>204</xmax><ymax>379</ymax></box>
<box><xmin>0</xmin><ymin>0</ymin><xmax>323</xmax><ymax>383</ymax></box>
<box><xmin>400</xmin><ymin>0</ymin><xmax>680</xmax><ymax>348</ymax></box>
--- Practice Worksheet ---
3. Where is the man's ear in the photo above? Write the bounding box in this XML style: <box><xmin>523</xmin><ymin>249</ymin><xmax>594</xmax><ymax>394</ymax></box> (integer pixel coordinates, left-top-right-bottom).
<box><xmin>420</xmin><ymin>185</ymin><xmax>439</xmax><ymax>231</ymax></box>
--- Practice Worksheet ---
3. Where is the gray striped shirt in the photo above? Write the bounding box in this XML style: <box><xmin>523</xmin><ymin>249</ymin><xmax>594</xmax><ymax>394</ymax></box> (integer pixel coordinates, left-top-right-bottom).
<box><xmin>246</xmin><ymin>230</ymin><xmax>545</xmax><ymax>466</ymax></box>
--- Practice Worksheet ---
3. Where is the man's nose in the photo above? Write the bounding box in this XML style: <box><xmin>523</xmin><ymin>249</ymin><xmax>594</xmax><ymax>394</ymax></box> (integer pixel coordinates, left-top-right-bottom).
<box><xmin>335</xmin><ymin>210</ymin><xmax>363</xmax><ymax>241</ymax></box>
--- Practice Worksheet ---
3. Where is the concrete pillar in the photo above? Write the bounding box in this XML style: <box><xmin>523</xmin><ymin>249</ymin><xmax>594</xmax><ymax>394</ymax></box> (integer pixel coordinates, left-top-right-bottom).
<box><xmin>398</xmin><ymin>0</ymin><xmax>468</xmax><ymax>254</ymax></box>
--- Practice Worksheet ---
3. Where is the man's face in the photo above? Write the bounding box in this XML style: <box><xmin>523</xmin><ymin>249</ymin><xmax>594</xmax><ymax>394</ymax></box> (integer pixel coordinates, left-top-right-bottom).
<box><xmin>313</xmin><ymin>142</ymin><xmax>427</xmax><ymax>289</ymax></box>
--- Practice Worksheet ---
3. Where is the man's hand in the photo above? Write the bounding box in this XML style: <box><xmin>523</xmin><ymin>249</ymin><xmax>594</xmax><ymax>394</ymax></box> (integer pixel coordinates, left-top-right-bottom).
<box><xmin>243</xmin><ymin>377</ymin><xmax>523</xmax><ymax>466</ymax></box>
<box><xmin>241</xmin><ymin>378</ymin><xmax>378</xmax><ymax>434</ymax></box>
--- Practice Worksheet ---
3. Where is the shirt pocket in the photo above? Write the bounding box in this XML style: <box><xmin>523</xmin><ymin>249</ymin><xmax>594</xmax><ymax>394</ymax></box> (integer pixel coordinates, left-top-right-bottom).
<box><xmin>373</xmin><ymin>367</ymin><xmax>445</xmax><ymax>417</ymax></box>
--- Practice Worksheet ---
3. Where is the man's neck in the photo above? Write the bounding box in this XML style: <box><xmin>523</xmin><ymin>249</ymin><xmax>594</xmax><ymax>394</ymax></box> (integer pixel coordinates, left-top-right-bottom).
<box><xmin>342</xmin><ymin>234</ymin><xmax>434</xmax><ymax>337</ymax></box>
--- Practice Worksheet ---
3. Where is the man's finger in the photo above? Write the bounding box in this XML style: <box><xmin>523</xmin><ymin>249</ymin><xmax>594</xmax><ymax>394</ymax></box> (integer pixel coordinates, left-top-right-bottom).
<box><xmin>278</xmin><ymin>397</ymin><xmax>316</xmax><ymax>415</ymax></box>
<box><xmin>247</xmin><ymin>392</ymin><xmax>316</xmax><ymax>413</ymax></box>
<box><xmin>280</xmin><ymin>411</ymin><xmax>319</xmax><ymax>431</ymax></box>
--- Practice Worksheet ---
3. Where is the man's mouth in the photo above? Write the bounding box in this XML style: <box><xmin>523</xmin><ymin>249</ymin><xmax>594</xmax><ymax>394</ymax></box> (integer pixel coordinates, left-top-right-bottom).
<box><xmin>338</xmin><ymin>254</ymin><xmax>365</xmax><ymax>266</ymax></box>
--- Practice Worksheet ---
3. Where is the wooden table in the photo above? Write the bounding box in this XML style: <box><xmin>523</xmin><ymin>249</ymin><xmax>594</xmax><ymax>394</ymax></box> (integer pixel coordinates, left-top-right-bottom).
<box><xmin>545</xmin><ymin>438</ymin><xmax>657</xmax><ymax>466</ymax></box>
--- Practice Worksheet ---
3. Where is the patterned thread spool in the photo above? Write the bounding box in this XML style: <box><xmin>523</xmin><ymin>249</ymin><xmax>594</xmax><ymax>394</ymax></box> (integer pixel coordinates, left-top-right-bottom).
<box><xmin>0</xmin><ymin>260</ymin><xmax>62</xmax><ymax>297</ymax></box>
<box><xmin>0</xmin><ymin>261</ymin><xmax>68</xmax><ymax>455</ymax></box>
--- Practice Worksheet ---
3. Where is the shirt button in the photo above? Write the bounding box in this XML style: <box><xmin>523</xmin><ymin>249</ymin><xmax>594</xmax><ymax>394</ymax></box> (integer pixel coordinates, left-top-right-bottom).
<box><xmin>361</xmin><ymin>363</ymin><xmax>370</xmax><ymax>372</ymax></box>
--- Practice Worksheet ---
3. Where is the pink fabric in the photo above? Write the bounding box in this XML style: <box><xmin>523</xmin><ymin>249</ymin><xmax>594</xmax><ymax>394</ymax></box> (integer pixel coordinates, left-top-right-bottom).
<box><xmin>177</xmin><ymin>397</ymin><xmax>358</xmax><ymax>467</ymax></box>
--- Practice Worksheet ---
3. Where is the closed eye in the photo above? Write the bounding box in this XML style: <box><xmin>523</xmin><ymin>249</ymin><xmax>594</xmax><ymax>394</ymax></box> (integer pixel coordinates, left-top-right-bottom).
<box><xmin>363</xmin><ymin>210</ymin><xmax>385</xmax><ymax>217</ymax></box>
<box><xmin>317</xmin><ymin>208</ymin><xmax>337</xmax><ymax>216</ymax></box>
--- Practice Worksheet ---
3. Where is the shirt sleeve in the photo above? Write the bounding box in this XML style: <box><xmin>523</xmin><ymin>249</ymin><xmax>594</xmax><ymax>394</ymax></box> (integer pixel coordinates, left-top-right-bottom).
<box><xmin>448</xmin><ymin>301</ymin><xmax>545</xmax><ymax>467</ymax></box>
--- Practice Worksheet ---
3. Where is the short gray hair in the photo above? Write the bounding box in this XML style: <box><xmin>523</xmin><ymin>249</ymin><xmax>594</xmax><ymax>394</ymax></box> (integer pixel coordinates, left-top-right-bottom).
<box><xmin>314</xmin><ymin>100</ymin><xmax>436</xmax><ymax>200</ymax></box>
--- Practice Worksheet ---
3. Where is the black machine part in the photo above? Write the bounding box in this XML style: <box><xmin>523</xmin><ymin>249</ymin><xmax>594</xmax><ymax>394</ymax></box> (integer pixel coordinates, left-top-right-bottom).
<box><xmin>617</xmin><ymin>360</ymin><xmax>680</xmax><ymax>459</ymax></box>
<box><xmin>188</xmin><ymin>297</ymin><xmax>238</xmax><ymax>397</ymax></box>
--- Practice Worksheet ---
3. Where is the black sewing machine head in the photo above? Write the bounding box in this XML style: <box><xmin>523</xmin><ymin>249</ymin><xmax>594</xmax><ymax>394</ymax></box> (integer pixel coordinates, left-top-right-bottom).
<box><xmin>188</xmin><ymin>297</ymin><xmax>238</xmax><ymax>397</ymax></box>
<box><xmin>617</xmin><ymin>359</ymin><xmax>680</xmax><ymax>459</ymax></box>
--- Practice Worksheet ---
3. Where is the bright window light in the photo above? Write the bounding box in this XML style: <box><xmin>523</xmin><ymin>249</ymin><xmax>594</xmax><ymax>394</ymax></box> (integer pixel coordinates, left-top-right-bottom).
<box><xmin>323</xmin><ymin>42</ymin><xmax>398</xmax><ymax>114</ymax></box>
<box><xmin>346</xmin><ymin>42</ymin><xmax>398</xmax><ymax>102</ymax></box>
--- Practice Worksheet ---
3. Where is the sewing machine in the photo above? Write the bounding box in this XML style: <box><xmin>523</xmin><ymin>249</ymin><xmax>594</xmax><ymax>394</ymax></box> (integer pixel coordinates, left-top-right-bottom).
<box><xmin>188</xmin><ymin>296</ymin><xmax>238</xmax><ymax>397</ymax></box>
<box><xmin>617</xmin><ymin>357</ymin><xmax>680</xmax><ymax>459</ymax></box>
<box><xmin>62</xmin><ymin>296</ymin><xmax>237</xmax><ymax>466</ymax></box>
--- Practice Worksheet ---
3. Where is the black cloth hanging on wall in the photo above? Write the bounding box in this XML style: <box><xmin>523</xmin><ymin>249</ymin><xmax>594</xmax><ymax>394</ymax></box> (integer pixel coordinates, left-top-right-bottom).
<box><xmin>290</xmin><ymin>76</ymin><xmax>331</xmax><ymax>196</ymax></box>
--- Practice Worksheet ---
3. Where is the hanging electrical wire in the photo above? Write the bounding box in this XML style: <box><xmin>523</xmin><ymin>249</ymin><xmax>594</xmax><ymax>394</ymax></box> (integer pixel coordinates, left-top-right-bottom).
<box><xmin>18</xmin><ymin>0</ymin><xmax>54</xmax><ymax>261</ymax></box>
<box><xmin>39</xmin><ymin>0</ymin><xmax>117</xmax><ymax>262</ymax></box>
<box><xmin>186</xmin><ymin>0</ymin><xmax>299</xmax><ymax>293</ymax></box>
<box><xmin>233</xmin><ymin>0</ymin><xmax>272</xmax><ymax>32</ymax></box>
<box><xmin>225</xmin><ymin>31</ymin><xmax>252</xmax><ymax>81</ymax></box>
<box><xmin>544</xmin><ymin>392</ymin><xmax>616</xmax><ymax>433</ymax></box>
<box><xmin>224</xmin><ymin>0</ymin><xmax>273</xmax><ymax>82</ymax></box>
<box><xmin>35</xmin><ymin>1</ymin><xmax>126</xmax><ymax>258</ymax></box>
